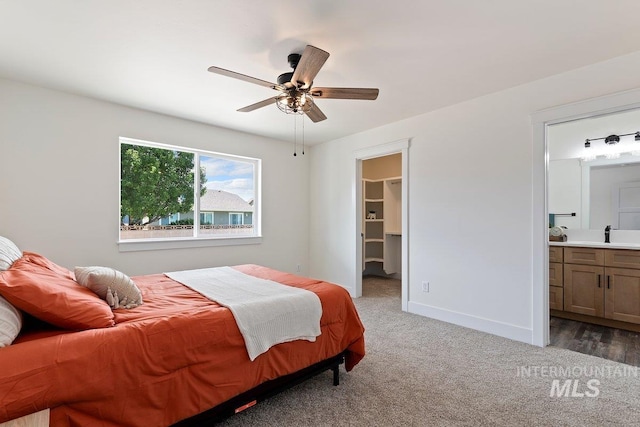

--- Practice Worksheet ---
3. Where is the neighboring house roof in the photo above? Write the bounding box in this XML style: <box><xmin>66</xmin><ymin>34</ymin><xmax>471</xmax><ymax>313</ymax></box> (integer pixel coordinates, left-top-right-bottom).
<box><xmin>200</xmin><ymin>190</ymin><xmax>253</xmax><ymax>212</ymax></box>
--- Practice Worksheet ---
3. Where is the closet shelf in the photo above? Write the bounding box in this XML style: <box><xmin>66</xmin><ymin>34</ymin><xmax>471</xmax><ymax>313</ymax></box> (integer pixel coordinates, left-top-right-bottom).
<box><xmin>362</xmin><ymin>176</ymin><xmax>402</xmax><ymax>275</ymax></box>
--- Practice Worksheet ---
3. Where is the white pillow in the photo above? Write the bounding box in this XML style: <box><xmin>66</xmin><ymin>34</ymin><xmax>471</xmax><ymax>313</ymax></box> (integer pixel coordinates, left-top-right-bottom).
<box><xmin>0</xmin><ymin>295</ymin><xmax>22</xmax><ymax>347</ymax></box>
<box><xmin>74</xmin><ymin>266</ymin><xmax>143</xmax><ymax>309</ymax></box>
<box><xmin>0</xmin><ymin>236</ymin><xmax>22</xmax><ymax>271</ymax></box>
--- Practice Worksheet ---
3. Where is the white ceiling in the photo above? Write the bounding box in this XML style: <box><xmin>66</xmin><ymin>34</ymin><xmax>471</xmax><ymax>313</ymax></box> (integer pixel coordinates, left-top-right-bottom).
<box><xmin>2</xmin><ymin>0</ymin><xmax>640</xmax><ymax>145</ymax></box>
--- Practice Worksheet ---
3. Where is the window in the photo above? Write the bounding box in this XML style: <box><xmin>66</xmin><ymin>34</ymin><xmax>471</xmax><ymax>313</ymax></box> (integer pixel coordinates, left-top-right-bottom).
<box><xmin>119</xmin><ymin>137</ymin><xmax>261</xmax><ymax>249</ymax></box>
<box><xmin>229</xmin><ymin>213</ymin><xmax>244</xmax><ymax>225</ymax></box>
<box><xmin>200</xmin><ymin>212</ymin><xmax>214</xmax><ymax>225</ymax></box>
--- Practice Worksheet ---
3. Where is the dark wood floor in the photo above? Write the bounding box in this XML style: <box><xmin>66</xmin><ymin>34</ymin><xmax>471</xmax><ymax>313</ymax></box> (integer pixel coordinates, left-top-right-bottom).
<box><xmin>550</xmin><ymin>316</ymin><xmax>640</xmax><ymax>366</ymax></box>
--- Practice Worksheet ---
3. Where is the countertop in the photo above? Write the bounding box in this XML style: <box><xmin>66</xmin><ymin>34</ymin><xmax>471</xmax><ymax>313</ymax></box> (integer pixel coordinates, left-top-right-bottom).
<box><xmin>549</xmin><ymin>241</ymin><xmax>640</xmax><ymax>250</ymax></box>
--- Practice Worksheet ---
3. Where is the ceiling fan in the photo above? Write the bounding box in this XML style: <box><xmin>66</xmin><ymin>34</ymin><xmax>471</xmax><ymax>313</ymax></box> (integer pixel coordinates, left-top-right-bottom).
<box><xmin>207</xmin><ymin>45</ymin><xmax>379</xmax><ymax>123</ymax></box>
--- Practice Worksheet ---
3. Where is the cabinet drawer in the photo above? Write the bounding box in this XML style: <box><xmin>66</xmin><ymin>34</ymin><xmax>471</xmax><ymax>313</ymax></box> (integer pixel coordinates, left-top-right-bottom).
<box><xmin>605</xmin><ymin>249</ymin><xmax>640</xmax><ymax>269</ymax></box>
<box><xmin>549</xmin><ymin>262</ymin><xmax>563</xmax><ymax>287</ymax></box>
<box><xmin>549</xmin><ymin>286</ymin><xmax>564</xmax><ymax>311</ymax></box>
<box><xmin>549</xmin><ymin>246</ymin><xmax>563</xmax><ymax>263</ymax></box>
<box><xmin>564</xmin><ymin>247</ymin><xmax>605</xmax><ymax>266</ymax></box>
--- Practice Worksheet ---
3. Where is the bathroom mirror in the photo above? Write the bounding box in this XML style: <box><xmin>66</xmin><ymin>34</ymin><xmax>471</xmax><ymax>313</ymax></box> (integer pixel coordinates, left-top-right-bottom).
<box><xmin>548</xmin><ymin>108</ymin><xmax>640</xmax><ymax>231</ymax></box>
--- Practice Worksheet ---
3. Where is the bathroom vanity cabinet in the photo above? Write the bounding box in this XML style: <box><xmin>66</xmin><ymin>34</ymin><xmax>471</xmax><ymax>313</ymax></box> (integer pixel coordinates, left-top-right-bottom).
<box><xmin>550</xmin><ymin>245</ymin><xmax>640</xmax><ymax>330</ymax></box>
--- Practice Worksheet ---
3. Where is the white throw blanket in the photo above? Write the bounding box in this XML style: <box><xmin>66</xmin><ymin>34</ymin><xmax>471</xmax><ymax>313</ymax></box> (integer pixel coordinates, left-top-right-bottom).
<box><xmin>165</xmin><ymin>267</ymin><xmax>322</xmax><ymax>361</ymax></box>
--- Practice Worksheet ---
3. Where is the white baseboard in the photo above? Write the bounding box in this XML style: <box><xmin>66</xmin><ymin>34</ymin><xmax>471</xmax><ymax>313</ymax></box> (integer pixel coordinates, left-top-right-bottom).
<box><xmin>408</xmin><ymin>301</ymin><xmax>534</xmax><ymax>345</ymax></box>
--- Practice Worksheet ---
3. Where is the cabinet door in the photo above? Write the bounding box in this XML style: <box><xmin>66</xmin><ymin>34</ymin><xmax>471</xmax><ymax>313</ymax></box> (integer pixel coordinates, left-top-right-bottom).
<box><xmin>549</xmin><ymin>286</ymin><xmax>564</xmax><ymax>311</ymax></box>
<box><xmin>605</xmin><ymin>267</ymin><xmax>640</xmax><ymax>324</ymax></box>
<box><xmin>564</xmin><ymin>264</ymin><xmax>604</xmax><ymax>316</ymax></box>
<box><xmin>549</xmin><ymin>262</ymin><xmax>563</xmax><ymax>287</ymax></box>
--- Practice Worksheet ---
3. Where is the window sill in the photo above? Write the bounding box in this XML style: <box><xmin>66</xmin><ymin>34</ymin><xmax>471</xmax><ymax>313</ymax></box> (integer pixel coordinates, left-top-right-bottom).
<box><xmin>118</xmin><ymin>236</ymin><xmax>262</xmax><ymax>252</ymax></box>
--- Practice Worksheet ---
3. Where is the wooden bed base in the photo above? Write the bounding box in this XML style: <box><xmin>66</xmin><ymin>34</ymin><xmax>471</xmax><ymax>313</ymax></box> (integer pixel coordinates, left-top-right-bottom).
<box><xmin>172</xmin><ymin>351</ymin><xmax>346</xmax><ymax>426</ymax></box>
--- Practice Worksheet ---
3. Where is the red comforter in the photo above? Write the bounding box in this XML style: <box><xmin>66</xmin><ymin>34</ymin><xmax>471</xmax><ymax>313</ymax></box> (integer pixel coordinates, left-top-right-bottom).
<box><xmin>0</xmin><ymin>264</ymin><xmax>365</xmax><ymax>426</ymax></box>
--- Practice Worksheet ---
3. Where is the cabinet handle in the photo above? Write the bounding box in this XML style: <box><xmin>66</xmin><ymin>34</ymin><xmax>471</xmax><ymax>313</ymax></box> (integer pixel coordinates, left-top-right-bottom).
<box><xmin>597</xmin><ymin>274</ymin><xmax>601</xmax><ymax>288</ymax></box>
<box><xmin>607</xmin><ymin>275</ymin><xmax>611</xmax><ymax>289</ymax></box>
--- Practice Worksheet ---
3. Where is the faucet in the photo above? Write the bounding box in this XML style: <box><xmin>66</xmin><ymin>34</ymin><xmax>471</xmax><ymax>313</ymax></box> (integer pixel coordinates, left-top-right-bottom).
<box><xmin>605</xmin><ymin>225</ymin><xmax>611</xmax><ymax>243</ymax></box>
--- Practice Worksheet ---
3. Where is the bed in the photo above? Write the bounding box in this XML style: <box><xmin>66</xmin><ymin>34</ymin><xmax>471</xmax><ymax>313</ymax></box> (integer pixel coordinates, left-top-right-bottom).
<box><xmin>0</xmin><ymin>238</ymin><xmax>365</xmax><ymax>427</ymax></box>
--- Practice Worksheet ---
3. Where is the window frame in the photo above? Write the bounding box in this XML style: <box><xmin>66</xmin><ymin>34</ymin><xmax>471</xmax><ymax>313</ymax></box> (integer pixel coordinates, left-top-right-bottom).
<box><xmin>118</xmin><ymin>137</ymin><xmax>262</xmax><ymax>252</ymax></box>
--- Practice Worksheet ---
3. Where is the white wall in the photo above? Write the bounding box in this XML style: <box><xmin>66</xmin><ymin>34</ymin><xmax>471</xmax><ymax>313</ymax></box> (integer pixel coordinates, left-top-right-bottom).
<box><xmin>309</xmin><ymin>49</ymin><xmax>640</xmax><ymax>345</ymax></box>
<box><xmin>0</xmin><ymin>79</ymin><xmax>309</xmax><ymax>276</ymax></box>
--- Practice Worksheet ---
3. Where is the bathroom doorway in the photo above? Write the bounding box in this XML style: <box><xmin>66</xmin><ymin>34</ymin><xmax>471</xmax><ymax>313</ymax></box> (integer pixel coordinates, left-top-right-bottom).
<box><xmin>538</xmin><ymin>92</ymin><xmax>640</xmax><ymax>363</ymax></box>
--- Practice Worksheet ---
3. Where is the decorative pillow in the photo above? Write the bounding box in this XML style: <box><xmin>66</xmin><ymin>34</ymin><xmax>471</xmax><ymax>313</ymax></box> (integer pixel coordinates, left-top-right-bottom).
<box><xmin>0</xmin><ymin>295</ymin><xmax>21</xmax><ymax>347</ymax></box>
<box><xmin>75</xmin><ymin>266</ymin><xmax>143</xmax><ymax>309</ymax></box>
<box><xmin>0</xmin><ymin>257</ymin><xmax>115</xmax><ymax>330</ymax></box>
<box><xmin>0</xmin><ymin>236</ymin><xmax>22</xmax><ymax>271</ymax></box>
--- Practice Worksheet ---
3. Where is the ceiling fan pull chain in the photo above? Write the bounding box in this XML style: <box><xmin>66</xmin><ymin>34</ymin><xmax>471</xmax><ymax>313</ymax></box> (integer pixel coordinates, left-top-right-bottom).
<box><xmin>302</xmin><ymin>114</ymin><xmax>305</xmax><ymax>155</ymax></box>
<box><xmin>293</xmin><ymin>114</ymin><xmax>297</xmax><ymax>156</ymax></box>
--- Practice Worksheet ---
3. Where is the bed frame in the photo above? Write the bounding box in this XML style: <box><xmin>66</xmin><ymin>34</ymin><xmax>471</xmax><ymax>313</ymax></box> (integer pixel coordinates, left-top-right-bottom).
<box><xmin>173</xmin><ymin>351</ymin><xmax>346</xmax><ymax>426</ymax></box>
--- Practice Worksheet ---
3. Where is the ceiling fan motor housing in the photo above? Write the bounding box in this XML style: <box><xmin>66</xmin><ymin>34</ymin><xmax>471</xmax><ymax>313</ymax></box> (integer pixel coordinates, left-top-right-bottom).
<box><xmin>277</xmin><ymin>72</ymin><xmax>294</xmax><ymax>86</ymax></box>
<box><xmin>277</xmin><ymin>53</ymin><xmax>303</xmax><ymax>86</ymax></box>
<box><xmin>287</xmin><ymin>53</ymin><xmax>301</xmax><ymax>69</ymax></box>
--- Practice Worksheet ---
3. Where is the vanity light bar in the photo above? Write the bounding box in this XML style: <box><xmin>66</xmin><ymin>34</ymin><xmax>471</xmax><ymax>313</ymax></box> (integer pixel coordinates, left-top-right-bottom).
<box><xmin>584</xmin><ymin>131</ymin><xmax>640</xmax><ymax>148</ymax></box>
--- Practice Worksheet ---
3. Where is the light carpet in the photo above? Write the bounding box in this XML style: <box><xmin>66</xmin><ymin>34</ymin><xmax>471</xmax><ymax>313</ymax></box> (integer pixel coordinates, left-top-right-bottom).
<box><xmin>219</xmin><ymin>276</ymin><xmax>640</xmax><ymax>426</ymax></box>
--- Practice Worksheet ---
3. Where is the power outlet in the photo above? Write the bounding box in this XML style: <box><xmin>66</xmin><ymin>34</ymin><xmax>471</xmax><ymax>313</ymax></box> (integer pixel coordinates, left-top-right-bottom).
<box><xmin>296</xmin><ymin>264</ymin><xmax>301</xmax><ymax>272</ymax></box>
<box><xmin>422</xmin><ymin>281</ymin><xmax>429</xmax><ymax>293</ymax></box>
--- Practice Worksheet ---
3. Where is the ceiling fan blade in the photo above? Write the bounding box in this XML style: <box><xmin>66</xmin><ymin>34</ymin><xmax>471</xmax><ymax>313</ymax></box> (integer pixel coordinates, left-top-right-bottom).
<box><xmin>237</xmin><ymin>96</ymin><xmax>278</xmax><ymax>112</ymax></box>
<box><xmin>291</xmin><ymin>45</ymin><xmax>330</xmax><ymax>89</ymax></box>
<box><xmin>304</xmin><ymin>102</ymin><xmax>327</xmax><ymax>123</ymax></box>
<box><xmin>310</xmin><ymin>87</ymin><xmax>379</xmax><ymax>100</ymax></box>
<box><xmin>208</xmin><ymin>66</ymin><xmax>282</xmax><ymax>90</ymax></box>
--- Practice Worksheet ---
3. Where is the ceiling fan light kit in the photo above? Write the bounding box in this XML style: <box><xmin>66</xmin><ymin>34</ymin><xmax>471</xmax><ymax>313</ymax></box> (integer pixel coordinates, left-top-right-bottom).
<box><xmin>276</xmin><ymin>91</ymin><xmax>313</xmax><ymax>115</ymax></box>
<box><xmin>207</xmin><ymin>45</ymin><xmax>379</xmax><ymax>123</ymax></box>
